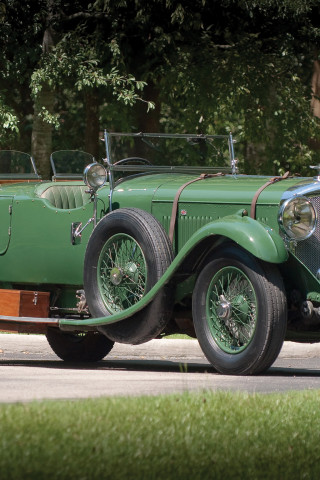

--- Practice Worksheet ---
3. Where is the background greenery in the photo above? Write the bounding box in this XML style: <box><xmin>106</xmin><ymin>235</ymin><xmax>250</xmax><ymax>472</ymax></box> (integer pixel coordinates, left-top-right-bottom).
<box><xmin>1</xmin><ymin>0</ymin><xmax>320</xmax><ymax>177</ymax></box>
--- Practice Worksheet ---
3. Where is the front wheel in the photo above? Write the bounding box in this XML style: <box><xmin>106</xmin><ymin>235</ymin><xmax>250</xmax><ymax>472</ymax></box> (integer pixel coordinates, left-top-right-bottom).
<box><xmin>192</xmin><ymin>245</ymin><xmax>287</xmax><ymax>375</ymax></box>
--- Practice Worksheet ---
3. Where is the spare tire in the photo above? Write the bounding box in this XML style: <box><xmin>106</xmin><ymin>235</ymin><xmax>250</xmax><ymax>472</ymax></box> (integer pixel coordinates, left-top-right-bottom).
<box><xmin>84</xmin><ymin>208</ymin><xmax>174</xmax><ymax>344</ymax></box>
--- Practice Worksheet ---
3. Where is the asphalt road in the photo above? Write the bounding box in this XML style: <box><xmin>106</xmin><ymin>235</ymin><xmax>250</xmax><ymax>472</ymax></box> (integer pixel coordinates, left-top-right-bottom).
<box><xmin>1</xmin><ymin>334</ymin><xmax>320</xmax><ymax>403</ymax></box>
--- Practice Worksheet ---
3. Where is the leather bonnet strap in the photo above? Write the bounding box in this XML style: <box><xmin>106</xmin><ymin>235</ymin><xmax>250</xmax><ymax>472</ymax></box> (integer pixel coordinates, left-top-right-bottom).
<box><xmin>169</xmin><ymin>173</ymin><xmax>224</xmax><ymax>243</ymax></box>
<box><xmin>250</xmin><ymin>171</ymin><xmax>290</xmax><ymax>220</ymax></box>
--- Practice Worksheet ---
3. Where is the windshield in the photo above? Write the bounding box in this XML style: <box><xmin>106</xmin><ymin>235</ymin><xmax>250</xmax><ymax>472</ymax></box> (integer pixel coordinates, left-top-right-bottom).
<box><xmin>0</xmin><ymin>150</ymin><xmax>39</xmax><ymax>178</ymax></box>
<box><xmin>104</xmin><ymin>132</ymin><xmax>237</xmax><ymax>174</ymax></box>
<box><xmin>51</xmin><ymin>150</ymin><xmax>95</xmax><ymax>180</ymax></box>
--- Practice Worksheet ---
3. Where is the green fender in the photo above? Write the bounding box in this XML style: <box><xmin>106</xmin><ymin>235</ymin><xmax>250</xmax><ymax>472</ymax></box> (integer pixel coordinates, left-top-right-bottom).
<box><xmin>196</xmin><ymin>213</ymin><xmax>288</xmax><ymax>264</ymax></box>
<box><xmin>59</xmin><ymin>213</ymin><xmax>288</xmax><ymax>329</ymax></box>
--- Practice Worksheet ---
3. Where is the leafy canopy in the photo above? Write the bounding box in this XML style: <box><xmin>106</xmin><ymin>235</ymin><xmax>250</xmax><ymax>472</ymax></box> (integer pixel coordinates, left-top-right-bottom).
<box><xmin>0</xmin><ymin>0</ymin><xmax>320</xmax><ymax>174</ymax></box>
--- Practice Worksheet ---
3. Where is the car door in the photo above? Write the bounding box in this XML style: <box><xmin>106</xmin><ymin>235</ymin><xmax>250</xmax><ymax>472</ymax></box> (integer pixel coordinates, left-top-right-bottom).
<box><xmin>0</xmin><ymin>196</ymin><xmax>13</xmax><ymax>255</ymax></box>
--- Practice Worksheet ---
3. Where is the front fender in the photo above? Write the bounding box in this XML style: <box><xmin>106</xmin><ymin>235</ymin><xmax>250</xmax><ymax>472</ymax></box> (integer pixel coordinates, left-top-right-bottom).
<box><xmin>59</xmin><ymin>213</ymin><xmax>288</xmax><ymax>329</ymax></box>
<box><xmin>190</xmin><ymin>213</ymin><xmax>288</xmax><ymax>264</ymax></box>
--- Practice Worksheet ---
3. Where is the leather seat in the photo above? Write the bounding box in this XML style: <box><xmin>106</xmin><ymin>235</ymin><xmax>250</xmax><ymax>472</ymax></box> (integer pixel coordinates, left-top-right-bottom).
<box><xmin>37</xmin><ymin>184</ymin><xmax>90</xmax><ymax>209</ymax></box>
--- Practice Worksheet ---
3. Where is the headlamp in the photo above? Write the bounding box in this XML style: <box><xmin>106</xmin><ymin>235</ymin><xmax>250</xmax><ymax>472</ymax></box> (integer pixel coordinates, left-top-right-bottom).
<box><xmin>83</xmin><ymin>163</ymin><xmax>107</xmax><ymax>190</ymax></box>
<box><xmin>278</xmin><ymin>196</ymin><xmax>316</xmax><ymax>241</ymax></box>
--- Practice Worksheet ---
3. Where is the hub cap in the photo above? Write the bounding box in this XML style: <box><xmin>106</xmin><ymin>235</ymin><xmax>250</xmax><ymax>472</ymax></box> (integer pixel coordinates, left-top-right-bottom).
<box><xmin>216</xmin><ymin>295</ymin><xmax>231</xmax><ymax>320</ymax></box>
<box><xmin>110</xmin><ymin>267</ymin><xmax>123</xmax><ymax>286</ymax></box>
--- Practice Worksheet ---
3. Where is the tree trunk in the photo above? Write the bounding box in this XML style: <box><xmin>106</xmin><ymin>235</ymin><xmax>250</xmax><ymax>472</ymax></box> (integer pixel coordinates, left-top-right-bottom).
<box><xmin>84</xmin><ymin>91</ymin><xmax>100</xmax><ymax>159</ymax></box>
<box><xmin>31</xmin><ymin>19</ymin><xmax>55</xmax><ymax>179</ymax></box>
<box><xmin>31</xmin><ymin>84</ymin><xmax>54</xmax><ymax>179</ymax></box>
<box><xmin>309</xmin><ymin>58</ymin><xmax>320</xmax><ymax>152</ymax></box>
<box><xmin>311</xmin><ymin>59</ymin><xmax>320</xmax><ymax>119</ymax></box>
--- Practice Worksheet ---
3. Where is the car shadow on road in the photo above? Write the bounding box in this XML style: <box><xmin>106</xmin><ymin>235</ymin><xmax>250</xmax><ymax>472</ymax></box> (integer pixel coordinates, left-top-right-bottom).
<box><xmin>0</xmin><ymin>357</ymin><xmax>320</xmax><ymax>377</ymax></box>
<box><xmin>266</xmin><ymin>366</ymin><xmax>320</xmax><ymax>377</ymax></box>
<box><xmin>0</xmin><ymin>357</ymin><xmax>214</xmax><ymax>372</ymax></box>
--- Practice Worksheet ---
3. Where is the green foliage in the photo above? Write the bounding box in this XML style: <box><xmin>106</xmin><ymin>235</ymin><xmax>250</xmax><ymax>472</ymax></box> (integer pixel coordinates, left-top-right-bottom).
<box><xmin>0</xmin><ymin>94</ymin><xmax>19</xmax><ymax>144</ymax></box>
<box><xmin>230</xmin><ymin>0</ymin><xmax>316</xmax><ymax>17</ymax></box>
<box><xmin>150</xmin><ymin>0</ymin><xmax>320</xmax><ymax>174</ymax></box>
<box><xmin>30</xmin><ymin>32</ymin><xmax>154</xmax><ymax>109</ymax></box>
<box><xmin>1</xmin><ymin>0</ymin><xmax>320</xmax><ymax>173</ymax></box>
<box><xmin>1</xmin><ymin>390</ymin><xmax>320</xmax><ymax>479</ymax></box>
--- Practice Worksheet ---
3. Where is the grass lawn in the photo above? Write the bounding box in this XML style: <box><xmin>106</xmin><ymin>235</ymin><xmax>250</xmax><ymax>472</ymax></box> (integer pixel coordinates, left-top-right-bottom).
<box><xmin>0</xmin><ymin>390</ymin><xmax>319</xmax><ymax>479</ymax></box>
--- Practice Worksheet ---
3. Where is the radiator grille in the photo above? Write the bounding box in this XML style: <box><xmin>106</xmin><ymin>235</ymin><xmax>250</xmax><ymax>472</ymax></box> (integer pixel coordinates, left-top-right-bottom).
<box><xmin>295</xmin><ymin>196</ymin><xmax>320</xmax><ymax>276</ymax></box>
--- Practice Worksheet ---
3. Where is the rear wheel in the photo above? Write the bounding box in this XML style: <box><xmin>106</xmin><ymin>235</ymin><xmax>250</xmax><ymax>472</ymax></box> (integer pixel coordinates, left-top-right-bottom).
<box><xmin>46</xmin><ymin>328</ymin><xmax>114</xmax><ymax>362</ymax></box>
<box><xmin>192</xmin><ymin>245</ymin><xmax>287</xmax><ymax>375</ymax></box>
<box><xmin>84</xmin><ymin>208</ymin><xmax>174</xmax><ymax>344</ymax></box>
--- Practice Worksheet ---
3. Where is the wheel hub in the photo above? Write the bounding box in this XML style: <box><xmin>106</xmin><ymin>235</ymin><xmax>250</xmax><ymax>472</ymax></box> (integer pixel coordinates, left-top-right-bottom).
<box><xmin>233</xmin><ymin>294</ymin><xmax>250</xmax><ymax>320</ymax></box>
<box><xmin>216</xmin><ymin>295</ymin><xmax>231</xmax><ymax>320</ymax></box>
<box><xmin>125</xmin><ymin>262</ymin><xmax>139</xmax><ymax>283</ymax></box>
<box><xmin>110</xmin><ymin>267</ymin><xmax>123</xmax><ymax>285</ymax></box>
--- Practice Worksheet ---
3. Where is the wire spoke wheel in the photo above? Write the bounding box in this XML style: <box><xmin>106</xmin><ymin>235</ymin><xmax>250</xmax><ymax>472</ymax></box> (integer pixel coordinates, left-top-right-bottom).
<box><xmin>98</xmin><ymin>234</ymin><xmax>147</xmax><ymax>313</ymax></box>
<box><xmin>207</xmin><ymin>266</ymin><xmax>257</xmax><ymax>353</ymax></box>
<box><xmin>84</xmin><ymin>208</ymin><xmax>174</xmax><ymax>344</ymax></box>
<box><xmin>192</xmin><ymin>245</ymin><xmax>287</xmax><ymax>375</ymax></box>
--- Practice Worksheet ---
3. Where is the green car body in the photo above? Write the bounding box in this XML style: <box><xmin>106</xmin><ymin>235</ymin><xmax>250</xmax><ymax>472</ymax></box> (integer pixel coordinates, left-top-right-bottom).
<box><xmin>0</xmin><ymin>134</ymin><xmax>320</xmax><ymax>374</ymax></box>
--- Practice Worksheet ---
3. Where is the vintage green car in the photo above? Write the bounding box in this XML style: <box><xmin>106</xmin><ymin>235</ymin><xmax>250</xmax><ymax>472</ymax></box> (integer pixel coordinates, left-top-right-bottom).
<box><xmin>0</xmin><ymin>131</ymin><xmax>319</xmax><ymax>375</ymax></box>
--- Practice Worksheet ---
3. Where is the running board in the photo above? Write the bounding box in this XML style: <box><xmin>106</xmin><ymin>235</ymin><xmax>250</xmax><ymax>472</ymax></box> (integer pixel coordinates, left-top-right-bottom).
<box><xmin>0</xmin><ymin>315</ymin><xmax>59</xmax><ymax>334</ymax></box>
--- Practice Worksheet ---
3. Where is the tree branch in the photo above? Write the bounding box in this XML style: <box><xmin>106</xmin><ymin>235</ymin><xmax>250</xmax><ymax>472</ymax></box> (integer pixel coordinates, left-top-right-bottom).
<box><xmin>51</xmin><ymin>10</ymin><xmax>109</xmax><ymax>23</ymax></box>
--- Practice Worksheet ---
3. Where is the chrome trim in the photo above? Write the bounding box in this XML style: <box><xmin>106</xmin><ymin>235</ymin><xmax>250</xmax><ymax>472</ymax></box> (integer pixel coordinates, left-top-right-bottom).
<box><xmin>104</xmin><ymin>129</ymin><xmax>114</xmax><ymax>212</ymax></box>
<box><xmin>280</xmin><ymin>180</ymin><xmax>320</xmax><ymax>203</ymax></box>
<box><xmin>310</xmin><ymin>165</ymin><xmax>320</xmax><ymax>181</ymax></box>
<box><xmin>278</xmin><ymin>195</ymin><xmax>317</xmax><ymax>241</ymax></box>
<box><xmin>278</xmin><ymin>180</ymin><xmax>320</xmax><ymax>277</ymax></box>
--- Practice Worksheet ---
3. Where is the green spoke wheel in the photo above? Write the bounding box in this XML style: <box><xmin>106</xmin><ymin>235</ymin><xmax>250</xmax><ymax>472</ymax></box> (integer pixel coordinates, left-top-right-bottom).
<box><xmin>207</xmin><ymin>266</ymin><xmax>257</xmax><ymax>353</ymax></box>
<box><xmin>98</xmin><ymin>234</ymin><xmax>147</xmax><ymax>313</ymax></box>
<box><xmin>192</xmin><ymin>245</ymin><xmax>287</xmax><ymax>375</ymax></box>
<box><xmin>84</xmin><ymin>208</ymin><xmax>174</xmax><ymax>344</ymax></box>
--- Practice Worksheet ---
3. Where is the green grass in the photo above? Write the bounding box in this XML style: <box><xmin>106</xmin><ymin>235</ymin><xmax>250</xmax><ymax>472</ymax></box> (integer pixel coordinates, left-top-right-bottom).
<box><xmin>0</xmin><ymin>390</ymin><xmax>319</xmax><ymax>480</ymax></box>
<box><xmin>162</xmin><ymin>333</ymin><xmax>193</xmax><ymax>339</ymax></box>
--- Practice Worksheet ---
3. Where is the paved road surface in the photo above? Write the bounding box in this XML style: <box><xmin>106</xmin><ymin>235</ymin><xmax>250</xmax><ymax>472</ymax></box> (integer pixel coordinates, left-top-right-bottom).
<box><xmin>0</xmin><ymin>334</ymin><xmax>320</xmax><ymax>402</ymax></box>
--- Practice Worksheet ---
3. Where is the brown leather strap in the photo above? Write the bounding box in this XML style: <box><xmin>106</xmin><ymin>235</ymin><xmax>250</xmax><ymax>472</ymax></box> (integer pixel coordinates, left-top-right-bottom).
<box><xmin>169</xmin><ymin>173</ymin><xmax>224</xmax><ymax>243</ymax></box>
<box><xmin>250</xmin><ymin>171</ymin><xmax>290</xmax><ymax>219</ymax></box>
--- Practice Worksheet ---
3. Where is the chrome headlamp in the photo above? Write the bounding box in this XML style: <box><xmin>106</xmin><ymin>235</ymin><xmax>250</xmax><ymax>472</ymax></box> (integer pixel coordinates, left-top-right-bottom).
<box><xmin>278</xmin><ymin>196</ymin><xmax>316</xmax><ymax>241</ymax></box>
<box><xmin>83</xmin><ymin>163</ymin><xmax>107</xmax><ymax>190</ymax></box>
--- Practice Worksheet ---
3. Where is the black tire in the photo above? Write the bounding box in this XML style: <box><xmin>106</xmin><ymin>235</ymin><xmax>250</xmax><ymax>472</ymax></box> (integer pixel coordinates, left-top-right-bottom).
<box><xmin>192</xmin><ymin>245</ymin><xmax>287</xmax><ymax>375</ymax></box>
<box><xmin>84</xmin><ymin>208</ymin><xmax>174</xmax><ymax>344</ymax></box>
<box><xmin>46</xmin><ymin>328</ymin><xmax>114</xmax><ymax>362</ymax></box>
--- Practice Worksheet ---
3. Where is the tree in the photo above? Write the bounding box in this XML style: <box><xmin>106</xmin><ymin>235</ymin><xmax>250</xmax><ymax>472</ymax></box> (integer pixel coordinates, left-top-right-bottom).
<box><xmin>152</xmin><ymin>0</ymin><xmax>320</xmax><ymax>174</ymax></box>
<box><xmin>1</xmin><ymin>0</ymin><xmax>154</xmax><ymax>176</ymax></box>
<box><xmin>0</xmin><ymin>0</ymin><xmax>38</xmax><ymax>148</ymax></box>
<box><xmin>1</xmin><ymin>0</ymin><xmax>320</xmax><ymax>176</ymax></box>
<box><xmin>29</xmin><ymin>1</ymin><xmax>154</xmax><ymax>177</ymax></box>
<box><xmin>91</xmin><ymin>0</ymin><xmax>320</xmax><ymax>174</ymax></box>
